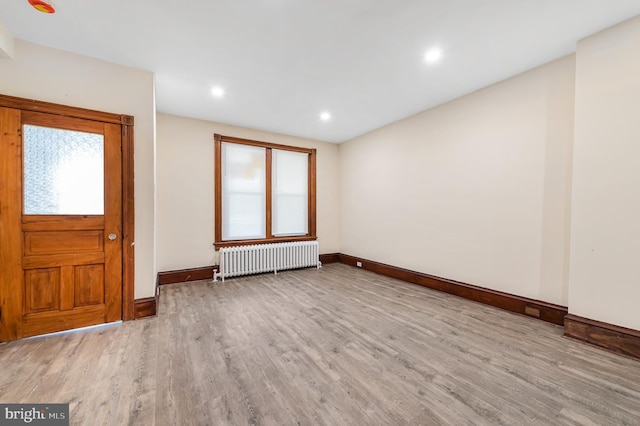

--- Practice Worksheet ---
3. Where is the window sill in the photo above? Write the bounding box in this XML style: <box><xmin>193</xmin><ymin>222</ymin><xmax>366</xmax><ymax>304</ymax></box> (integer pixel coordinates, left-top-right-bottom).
<box><xmin>213</xmin><ymin>236</ymin><xmax>317</xmax><ymax>250</ymax></box>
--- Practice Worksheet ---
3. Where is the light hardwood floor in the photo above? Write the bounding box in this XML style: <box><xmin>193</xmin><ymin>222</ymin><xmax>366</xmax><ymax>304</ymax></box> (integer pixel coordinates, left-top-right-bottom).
<box><xmin>1</xmin><ymin>264</ymin><xmax>639</xmax><ymax>425</ymax></box>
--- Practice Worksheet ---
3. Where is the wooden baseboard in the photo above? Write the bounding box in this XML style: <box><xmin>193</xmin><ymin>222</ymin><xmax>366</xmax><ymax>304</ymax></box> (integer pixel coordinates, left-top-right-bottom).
<box><xmin>338</xmin><ymin>254</ymin><xmax>568</xmax><ymax>326</ymax></box>
<box><xmin>157</xmin><ymin>265</ymin><xmax>218</xmax><ymax>285</ymax></box>
<box><xmin>319</xmin><ymin>253</ymin><xmax>341</xmax><ymax>264</ymax></box>
<box><xmin>564</xmin><ymin>314</ymin><xmax>640</xmax><ymax>360</ymax></box>
<box><xmin>134</xmin><ymin>296</ymin><xmax>157</xmax><ymax>319</ymax></box>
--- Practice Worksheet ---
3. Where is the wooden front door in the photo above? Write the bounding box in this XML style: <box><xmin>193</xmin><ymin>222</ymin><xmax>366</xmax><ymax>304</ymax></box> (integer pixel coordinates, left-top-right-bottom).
<box><xmin>0</xmin><ymin>107</ymin><xmax>123</xmax><ymax>341</ymax></box>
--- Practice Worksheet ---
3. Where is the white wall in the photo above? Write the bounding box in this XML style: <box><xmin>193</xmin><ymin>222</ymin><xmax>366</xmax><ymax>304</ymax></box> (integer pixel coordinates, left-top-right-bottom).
<box><xmin>0</xmin><ymin>20</ymin><xmax>13</xmax><ymax>58</ymax></box>
<box><xmin>156</xmin><ymin>113</ymin><xmax>340</xmax><ymax>272</ymax></box>
<box><xmin>0</xmin><ymin>40</ymin><xmax>157</xmax><ymax>299</ymax></box>
<box><xmin>568</xmin><ymin>15</ymin><xmax>640</xmax><ymax>330</ymax></box>
<box><xmin>339</xmin><ymin>56</ymin><xmax>575</xmax><ymax>306</ymax></box>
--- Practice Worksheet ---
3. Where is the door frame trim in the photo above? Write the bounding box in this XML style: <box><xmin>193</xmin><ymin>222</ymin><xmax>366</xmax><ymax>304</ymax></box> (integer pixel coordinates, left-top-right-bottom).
<box><xmin>0</xmin><ymin>94</ymin><xmax>136</xmax><ymax>321</ymax></box>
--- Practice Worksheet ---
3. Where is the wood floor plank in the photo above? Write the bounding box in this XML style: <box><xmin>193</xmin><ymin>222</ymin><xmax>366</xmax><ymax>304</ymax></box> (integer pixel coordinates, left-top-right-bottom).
<box><xmin>1</xmin><ymin>264</ymin><xmax>640</xmax><ymax>425</ymax></box>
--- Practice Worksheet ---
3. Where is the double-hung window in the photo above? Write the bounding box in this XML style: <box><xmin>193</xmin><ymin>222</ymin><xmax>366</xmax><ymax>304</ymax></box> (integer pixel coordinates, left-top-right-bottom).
<box><xmin>214</xmin><ymin>134</ymin><xmax>316</xmax><ymax>248</ymax></box>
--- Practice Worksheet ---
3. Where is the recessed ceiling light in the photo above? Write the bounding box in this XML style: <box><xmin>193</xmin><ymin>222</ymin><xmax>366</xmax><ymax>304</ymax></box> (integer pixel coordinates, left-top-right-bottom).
<box><xmin>211</xmin><ymin>86</ymin><xmax>225</xmax><ymax>98</ymax></box>
<box><xmin>320</xmin><ymin>112</ymin><xmax>331</xmax><ymax>122</ymax></box>
<box><xmin>424</xmin><ymin>48</ymin><xmax>442</xmax><ymax>64</ymax></box>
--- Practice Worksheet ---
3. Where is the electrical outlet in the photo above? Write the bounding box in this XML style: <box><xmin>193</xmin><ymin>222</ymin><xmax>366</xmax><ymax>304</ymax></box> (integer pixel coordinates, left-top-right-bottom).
<box><xmin>356</xmin><ymin>261</ymin><xmax>362</xmax><ymax>267</ymax></box>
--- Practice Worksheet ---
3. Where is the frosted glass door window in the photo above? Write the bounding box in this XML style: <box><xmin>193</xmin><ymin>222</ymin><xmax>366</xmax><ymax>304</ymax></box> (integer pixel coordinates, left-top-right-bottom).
<box><xmin>23</xmin><ymin>125</ymin><xmax>104</xmax><ymax>215</ymax></box>
<box><xmin>272</xmin><ymin>149</ymin><xmax>308</xmax><ymax>236</ymax></box>
<box><xmin>221</xmin><ymin>142</ymin><xmax>266</xmax><ymax>240</ymax></box>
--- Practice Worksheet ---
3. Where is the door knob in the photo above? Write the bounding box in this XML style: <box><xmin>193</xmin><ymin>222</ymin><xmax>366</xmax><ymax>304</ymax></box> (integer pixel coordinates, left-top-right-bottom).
<box><xmin>108</xmin><ymin>233</ymin><xmax>117</xmax><ymax>240</ymax></box>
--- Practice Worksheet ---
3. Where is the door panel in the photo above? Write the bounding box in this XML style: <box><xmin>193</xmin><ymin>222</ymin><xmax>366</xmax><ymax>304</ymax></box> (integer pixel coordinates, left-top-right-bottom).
<box><xmin>24</xmin><ymin>230</ymin><xmax>104</xmax><ymax>255</ymax></box>
<box><xmin>0</xmin><ymin>107</ymin><xmax>123</xmax><ymax>341</ymax></box>
<box><xmin>24</xmin><ymin>268</ymin><xmax>60</xmax><ymax>313</ymax></box>
<box><xmin>74</xmin><ymin>264</ymin><xmax>105</xmax><ymax>306</ymax></box>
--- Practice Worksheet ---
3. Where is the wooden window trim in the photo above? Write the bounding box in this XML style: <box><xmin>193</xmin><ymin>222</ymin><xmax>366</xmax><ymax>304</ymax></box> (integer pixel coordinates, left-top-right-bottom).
<box><xmin>214</xmin><ymin>134</ymin><xmax>317</xmax><ymax>250</ymax></box>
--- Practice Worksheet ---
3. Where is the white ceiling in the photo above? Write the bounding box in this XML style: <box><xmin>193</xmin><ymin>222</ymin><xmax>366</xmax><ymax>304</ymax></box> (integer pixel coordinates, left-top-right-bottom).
<box><xmin>1</xmin><ymin>1</ymin><xmax>640</xmax><ymax>143</ymax></box>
